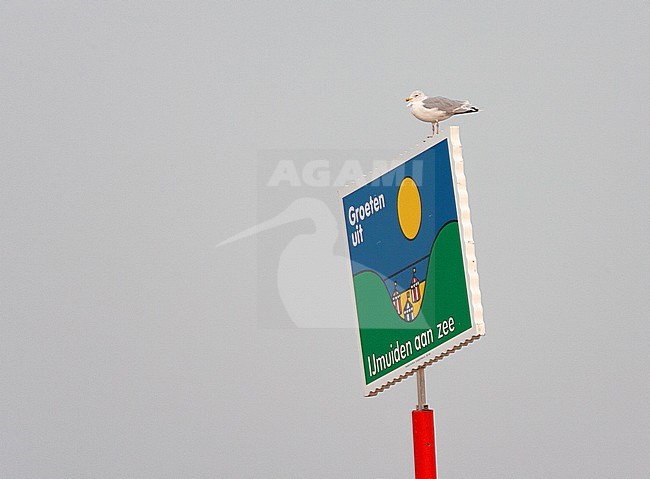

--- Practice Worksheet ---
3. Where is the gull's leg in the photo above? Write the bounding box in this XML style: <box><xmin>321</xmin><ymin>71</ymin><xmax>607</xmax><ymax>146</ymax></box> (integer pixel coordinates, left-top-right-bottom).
<box><xmin>435</xmin><ymin>121</ymin><xmax>439</xmax><ymax>135</ymax></box>
<box><xmin>431</xmin><ymin>123</ymin><xmax>435</xmax><ymax>137</ymax></box>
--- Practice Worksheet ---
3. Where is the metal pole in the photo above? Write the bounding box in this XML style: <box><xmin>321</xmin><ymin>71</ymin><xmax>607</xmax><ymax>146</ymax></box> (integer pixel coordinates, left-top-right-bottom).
<box><xmin>416</xmin><ymin>367</ymin><xmax>427</xmax><ymax>410</ymax></box>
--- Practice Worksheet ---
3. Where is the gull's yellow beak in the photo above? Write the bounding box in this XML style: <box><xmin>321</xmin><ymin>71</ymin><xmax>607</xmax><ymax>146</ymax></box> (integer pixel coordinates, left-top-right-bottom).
<box><xmin>405</xmin><ymin>97</ymin><xmax>412</xmax><ymax>102</ymax></box>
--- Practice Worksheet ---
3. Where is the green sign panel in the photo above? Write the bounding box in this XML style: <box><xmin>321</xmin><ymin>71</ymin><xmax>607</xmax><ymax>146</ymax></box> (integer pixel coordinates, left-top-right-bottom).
<box><xmin>339</xmin><ymin>128</ymin><xmax>484</xmax><ymax>396</ymax></box>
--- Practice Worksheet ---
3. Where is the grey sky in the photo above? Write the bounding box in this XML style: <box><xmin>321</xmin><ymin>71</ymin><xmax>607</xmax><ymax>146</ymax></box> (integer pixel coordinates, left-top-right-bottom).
<box><xmin>1</xmin><ymin>2</ymin><xmax>648</xmax><ymax>478</ymax></box>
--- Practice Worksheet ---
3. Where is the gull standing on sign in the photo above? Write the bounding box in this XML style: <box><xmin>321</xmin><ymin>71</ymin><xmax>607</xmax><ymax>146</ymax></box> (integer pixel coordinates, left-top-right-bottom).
<box><xmin>405</xmin><ymin>90</ymin><xmax>479</xmax><ymax>136</ymax></box>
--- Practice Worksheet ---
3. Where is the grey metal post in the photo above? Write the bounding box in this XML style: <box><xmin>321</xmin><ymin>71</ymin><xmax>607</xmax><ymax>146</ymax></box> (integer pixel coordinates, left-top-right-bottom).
<box><xmin>416</xmin><ymin>367</ymin><xmax>427</xmax><ymax>410</ymax></box>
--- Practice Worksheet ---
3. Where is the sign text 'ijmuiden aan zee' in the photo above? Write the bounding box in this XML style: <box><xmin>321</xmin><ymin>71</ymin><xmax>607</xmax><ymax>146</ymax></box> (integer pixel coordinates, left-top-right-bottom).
<box><xmin>340</xmin><ymin>128</ymin><xmax>485</xmax><ymax>396</ymax></box>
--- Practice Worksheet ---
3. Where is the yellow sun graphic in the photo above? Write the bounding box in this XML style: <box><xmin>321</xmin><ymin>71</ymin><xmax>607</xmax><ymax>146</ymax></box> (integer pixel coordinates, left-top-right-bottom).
<box><xmin>397</xmin><ymin>177</ymin><xmax>422</xmax><ymax>240</ymax></box>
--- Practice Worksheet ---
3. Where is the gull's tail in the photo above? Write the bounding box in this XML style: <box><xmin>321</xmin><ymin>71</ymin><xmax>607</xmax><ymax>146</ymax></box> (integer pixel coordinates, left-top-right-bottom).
<box><xmin>453</xmin><ymin>103</ymin><xmax>480</xmax><ymax>115</ymax></box>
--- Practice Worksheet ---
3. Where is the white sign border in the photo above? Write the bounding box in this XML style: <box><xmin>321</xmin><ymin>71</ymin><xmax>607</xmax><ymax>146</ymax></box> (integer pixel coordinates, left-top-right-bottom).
<box><xmin>338</xmin><ymin>126</ymin><xmax>485</xmax><ymax>397</ymax></box>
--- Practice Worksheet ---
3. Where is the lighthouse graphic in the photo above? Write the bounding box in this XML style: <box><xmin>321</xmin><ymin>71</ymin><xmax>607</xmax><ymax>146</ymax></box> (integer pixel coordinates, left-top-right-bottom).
<box><xmin>392</xmin><ymin>281</ymin><xmax>402</xmax><ymax>314</ymax></box>
<box><xmin>410</xmin><ymin>267</ymin><xmax>421</xmax><ymax>302</ymax></box>
<box><xmin>388</xmin><ymin>266</ymin><xmax>427</xmax><ymax>323</ymax></box>
<box><xmin>403</xmin><ymin>291</ymin><xmax>415</xmax><ymax>322</ymax></box>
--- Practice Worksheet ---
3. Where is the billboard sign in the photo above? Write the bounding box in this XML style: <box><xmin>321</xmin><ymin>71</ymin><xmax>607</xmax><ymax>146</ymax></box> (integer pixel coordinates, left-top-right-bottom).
<box><xmin>339</xmin><ymin>127</ymin><xmax>485</xmax><ymax>396</ymax></box>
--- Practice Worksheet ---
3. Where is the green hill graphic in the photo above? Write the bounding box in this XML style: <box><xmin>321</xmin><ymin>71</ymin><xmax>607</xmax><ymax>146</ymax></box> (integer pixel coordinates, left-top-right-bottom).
<box><xmin>352</xmin><ymin>221</ymin><xmax>472</xmax><ymax>383</ymax></box>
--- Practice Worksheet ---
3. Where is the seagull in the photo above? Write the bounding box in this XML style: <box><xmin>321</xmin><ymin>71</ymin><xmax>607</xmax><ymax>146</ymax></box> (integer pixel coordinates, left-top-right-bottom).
<box><xmin>405</xmin><ymin>90</ymin><xmax>479</xmax><ymax>136</ymax></box>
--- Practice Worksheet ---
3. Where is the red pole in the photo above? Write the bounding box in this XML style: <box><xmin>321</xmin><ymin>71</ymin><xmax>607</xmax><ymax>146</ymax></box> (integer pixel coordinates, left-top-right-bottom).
<box><xmin>412</xmin><ymin>408</ymin><xmax>437</xmax><ymax>479</ymax></box>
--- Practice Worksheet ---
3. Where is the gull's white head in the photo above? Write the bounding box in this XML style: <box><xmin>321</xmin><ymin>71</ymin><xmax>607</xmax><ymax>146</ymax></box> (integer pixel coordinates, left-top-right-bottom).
<box><xmin>405</xmin><ymin>90</ymin><xmax>426</xmax><ymax>103</ymax></box>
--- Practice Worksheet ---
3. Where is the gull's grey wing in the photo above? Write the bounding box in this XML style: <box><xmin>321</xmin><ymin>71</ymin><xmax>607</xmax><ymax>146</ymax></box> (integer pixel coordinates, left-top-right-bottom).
<box><xmin>422</xmin><ymin>96</ymin><xmax>468</xmax><ymax>112</ymax></box>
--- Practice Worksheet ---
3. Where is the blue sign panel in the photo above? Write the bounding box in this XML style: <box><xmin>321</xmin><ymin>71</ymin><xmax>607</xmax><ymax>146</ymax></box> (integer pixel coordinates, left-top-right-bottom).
<box><xmin>339</xmin><ymin>129</ymin><xmax>484</xmax><ymax>396</ymax></box>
